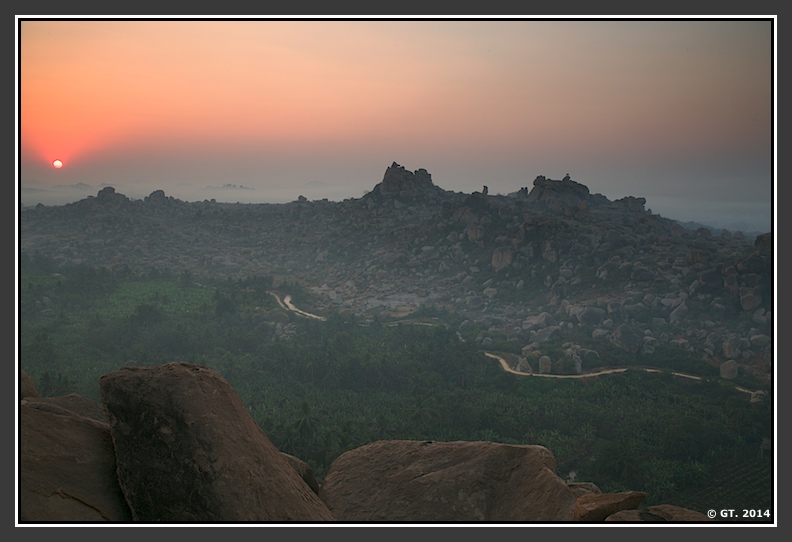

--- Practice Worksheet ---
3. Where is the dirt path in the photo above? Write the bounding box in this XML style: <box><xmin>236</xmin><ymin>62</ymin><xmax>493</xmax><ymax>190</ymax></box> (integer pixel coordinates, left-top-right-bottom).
<box><xmin>483</xmin><ymin>352</ymin><xmax>763</xmax><ymax>397</ymax></box>
<box><xmin>484</xmin><ymin>352</ymin><xmax>630</xmax><ymax>379</ymax></box>
<box><xmin>272</xmin><ymin>293</ymin><xmax>763</xmax><ymax>397</ymax></box>
<box><xmin>268</xmin><ymin>291</ymin><xmax>326</xmax><ymax>321</ymax></box>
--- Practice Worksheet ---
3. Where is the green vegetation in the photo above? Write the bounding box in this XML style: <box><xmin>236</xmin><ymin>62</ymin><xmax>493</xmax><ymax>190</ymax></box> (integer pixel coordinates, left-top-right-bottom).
<box><xmin>18</xmin><ymin>256</ymin><xmax>772</xmax><ymax>509</ymax></box>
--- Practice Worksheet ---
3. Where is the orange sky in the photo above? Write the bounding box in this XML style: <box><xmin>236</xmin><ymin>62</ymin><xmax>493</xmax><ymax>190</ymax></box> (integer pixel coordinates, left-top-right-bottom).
<box><xmin>17</xmin><ymin>17</ymin><xmax>774</xmax><ymax>231</ymax></box>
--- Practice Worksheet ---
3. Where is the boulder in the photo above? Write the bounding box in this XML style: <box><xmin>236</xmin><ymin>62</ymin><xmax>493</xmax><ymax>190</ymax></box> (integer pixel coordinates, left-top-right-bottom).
<box><xmin>23</xmin><ymin>393</ymin><xmax>108</xmax><ymax>423</ymax></box>
<box><xmin>538</xmin><ymin>355</ymin><xmax>553</xmax><ymax>374</ymax></box>
<box><xmin>669</xmin><ymin>302</ymin><xmax>688</xmax><ymax>323</ymax></box>
<box><xmin>631</xmin><ymin>267</ymin><xmax>656</xmax><ymax>282</ymax></box>
<box><xmin>576</xmin><ymin>307</ymin><xmax>607</xmax><ymax>325</ymax></box>
<box><xmin>99</xmin><ymin>362</ymin><xmax>334</xmax><ymax>522</ymax></box>
<box><xmin>20</xmin><ymin>369</ymin><xmax>38</xmax><ymax>399</ymax></box>
<box><xmin>750</xmin><ymin>334</ymin><xmax>771</xmax><ymax>348</ymax></box>
<box><xmin>19</xmin><ymin>398</ymin><xmax>132</xmax><ymax>521</ymax></box>
<box><xmin>605</xmin><ymin>504</ymin><xmax>712</xmax><ymax>522</ymax></box>
<box><xmin>491</xmin><ymin>246</ymin><xmax>513</xmax><ymax>271</ymax></box>
<box><xmin>720</xmin><ymin>359</ymin><xmax>739</xmax><ymax>380</ymax></box>
<box><xmin>610</xmin><ymin>324</ymin><xmax>642</xmax><ymax>354</ymax></box>
<box><xmin>573</xmin><ymin>491</ymin><xmax>646</xmax><ymax>521</ymax></box>
<box><xmin>739</xmin><ymin>287</ymin><xmax>763</xmax><ymax>311</ymax></box>
<box><xmin>567</xmin><ymin>481</ymin><xmax>602</xmax><ymax>498</ymax></box>
<box><xmin>318</xmin><ymin>440</ymin><xmax>579</xmax><ymax>521</ymax></box>
<box><xmin>532</xmin><ymin>325</ymin><xmax>561</xmax><ymax>343</ymax></box>
<box><xmin>522</xmin><ymin>312</ymin><xmax>551</xmax><ymax>330</ymax></box>
<box><xmin>722</xmin><ymin>336</ymin><xmax>742</xmax><ymax>359</ymax></box>
<box><xmin>641</xmin><ymin>504</ymin><xmax>712</xmax><ymax>521</ymax></box>
<box><xmin>280</xmin><ymin>452</ymin><xmax>321</xmax><ymax>494</ymax></box>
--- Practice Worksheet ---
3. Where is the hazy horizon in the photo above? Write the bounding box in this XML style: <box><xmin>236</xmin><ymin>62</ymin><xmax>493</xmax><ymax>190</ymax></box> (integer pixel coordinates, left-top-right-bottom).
<box><xmin>17</xmin><ymin>16</ymin><xmax>775</xmax><ymax>233</ymax></box>
<box><xmin>19</xmin><ymin>164</ymin><xmax>771</xmax><ymax>234</ymax></box>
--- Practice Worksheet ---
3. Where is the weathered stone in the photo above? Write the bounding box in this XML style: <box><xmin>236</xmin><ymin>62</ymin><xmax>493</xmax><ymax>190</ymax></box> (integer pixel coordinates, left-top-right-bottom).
<box><xmin>100</xmin><ymin>362</ymin><xmax>334</xmax><ymax>522</ymax></box>
<box><xmin>20</xmin><ymin>369</ymin><xmax>38</xmax><ymax>399</ymax></box>
<box><xmin>720</xmin><ymin>359</ymin><xmax>739</xmax><ymax>380</ymax></box>
<box><xmin>516</xmin><ymin>357</ymin><xmax>533</xmax><ymax>373</ymax></box>
<box><xmin>669</xmin><ymin>302</ymin><xmax>688</xmax><ymax>323</ymax></box>
<box><xmin>573</xmin><ymin>491</ymin><xmax>646</xmax><ymax>521</ymax></box>
<box><xmin>642</xmin><ymin>504</ymin><xmax>712</xmax><ymax>521</ymax></box>
<box><xmin>23</xmin><ymin>393</ymin><xmax>108</xmax><ymax>423</ymax></box>
<box><xmin>491</xmin><ymin>246</ymin><xmax>513</xmax><ymax>271</ymax></box>
<box><xmin>319</xmin><ymin>440</ymin><xmax>579</xmax><ymax>521</ymax></box>
<box><xmin>610</xmin><ymin>324</ymin><xmax>642</xmax><ymax>354</ymax></box>
<box><xmin>631</xmin><ymin>267</ymin><xmax>656</xmax><ymax>282</ymax></box>
<box><xmin>281</xmin><ymin>452</ymin><xmax>320</xmax><ymax>494</ymax></box>
<box><xmin>750</xmin><ymin>334</ymin><xmax>771</xmax><ymax>347</ymax></box>
<box><xmin>606</xmin><ymin>504</ymin><xmax>712</xmax><ymax>522</ymax></box>
<box><xmin>522</xmin><ymin>312</ymin><xmax>551</xmax><ymax>330</ymax></box>
<box><xmin>739</xmin><ymin>287</ymin><xmax>762</xmax><ymax>311</ymax></box>
<box><xmin>576</xmin><ymin>307</ymin><xmax>607</xmax><ymax>325</ymax></box>
<box><xmin>465</xmin><ymin>224</ymin><xmax>485</xmax><ymax>241</ymax></box>
<box><xmin>722</xmin><ymin>336</ymin><xmax>742</xmax><ymax>359</ymax></box>
<box><xmin>19</xmin><ymin>399</ymin><xmax>132</xmax><ymax>521</ymax></box>
<box><xmin>538</xmin><ymin>355</ymin><xmax>553</xmax><ymax>374</ymax></box>
<box><xmin>567</xmin><ymin>481</ymin><xmax>602</xmax><ymax>498</ymax></box>
<box><xmin>532</xmin><ymin>325</ymin><xmax>561</xmax><ymax>343</ymax></box>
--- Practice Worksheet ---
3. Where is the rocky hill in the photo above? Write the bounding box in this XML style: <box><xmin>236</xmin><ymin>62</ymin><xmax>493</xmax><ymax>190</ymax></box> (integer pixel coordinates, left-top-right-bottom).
<box><xmin>19</xmin><ymin>162</ymin><xmax>774</xmax><ymax>384</ymax></box>
<box><xmin>19</xmin><ymin>364</ymin><xmax>712</xmax><ymax>523</ymax></box>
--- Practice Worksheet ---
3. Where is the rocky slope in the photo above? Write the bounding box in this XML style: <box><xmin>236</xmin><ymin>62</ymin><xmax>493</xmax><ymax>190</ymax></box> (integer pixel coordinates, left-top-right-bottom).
<box><xmin>19</xmin><ymin>365</ymin><xmax>711</xmax><ymax>523</ymax></box>
<box><xmin>20</xmin><ymin>162</ymin><xmax>774</xmax><ymax>383</ymax></box>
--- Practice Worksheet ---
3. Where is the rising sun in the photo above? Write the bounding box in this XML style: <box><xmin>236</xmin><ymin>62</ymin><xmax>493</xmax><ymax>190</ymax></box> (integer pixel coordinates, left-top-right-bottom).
<box><xmin>52</xmin><ymin>159</ymin><xmax>63</xmax><ymax>169</ymax></box>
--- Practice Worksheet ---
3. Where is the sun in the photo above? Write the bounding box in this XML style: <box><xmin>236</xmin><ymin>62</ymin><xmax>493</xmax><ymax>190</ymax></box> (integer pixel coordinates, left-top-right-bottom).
<box><xmin>52</xmin><ymin>159</ymin><xmax>63</xmax><ymax>169</ymax></box>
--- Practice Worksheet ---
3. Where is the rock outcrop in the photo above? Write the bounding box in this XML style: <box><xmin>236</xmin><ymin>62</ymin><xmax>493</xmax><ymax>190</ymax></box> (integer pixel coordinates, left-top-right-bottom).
<box><xmin>526</xmin><ymin>174</ymin><xmax>590</xmax><ymax>217</ymax></box>
<box><xmin>368</xmin><ymin>162</ymin><xmax>447</xmax><ymax>202</ymax></box>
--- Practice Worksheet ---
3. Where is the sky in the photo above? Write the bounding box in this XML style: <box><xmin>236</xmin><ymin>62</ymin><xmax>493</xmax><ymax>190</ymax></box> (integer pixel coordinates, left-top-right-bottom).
<box><xmin>17</xmin><ymin>16</ymin><xmax>775</xmax><ymax>232</ymax></box>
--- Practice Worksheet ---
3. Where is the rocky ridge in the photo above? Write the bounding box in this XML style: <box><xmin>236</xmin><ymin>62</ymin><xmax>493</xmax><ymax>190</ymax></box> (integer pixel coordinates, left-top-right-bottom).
<box><xmin>20</xmin><ymin>162</ymin><xmax>773</xmax><ymax>383</ymax></box>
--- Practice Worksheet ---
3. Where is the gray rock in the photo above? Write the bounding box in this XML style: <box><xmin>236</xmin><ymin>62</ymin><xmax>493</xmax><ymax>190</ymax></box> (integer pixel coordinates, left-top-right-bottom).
<box><xmin>576</xmin><ymin>307</ymin><xmax>607</xmax><ymax>325</ymax></box>
<box><xmin>539</xmin><ymin>355</ymin><xmax>553</xmax><ymax>374</ymax></box>
<box><xmin>750</xmin><ymin>334</ymin><xmax>771</xmax><ymax>347</ymax></box>
<box><xmin>532</xmin><ymin>325</ymin><xmax>561</xmax><ymax>343</ymax></box>
<box><xmin>669</xmin><ymin>302</ymin><xmax>688</xmax><ymax>323</ymax></box>
<box><xmin>720</xmin><ymin>359</ymin><xmax>739</xmax><ymax>380</ymax></box>
<box><xmin>610</xmin><ymin>324</ymin><xmax>642</xmax><ymax>354</ymax></box>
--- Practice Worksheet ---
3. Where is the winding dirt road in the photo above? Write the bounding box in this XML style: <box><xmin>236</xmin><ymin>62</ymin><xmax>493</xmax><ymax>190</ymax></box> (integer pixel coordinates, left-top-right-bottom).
<box><xmin>483</xmin><ymin>352</ymin><xmax>763</xmax><ymax>398</ymax></box>
<box><xmin>268</xmin><ymin>292</ymin><xmax>326</xmax><ymax>321</ymax></box>
<box><xmin>484</xmin><ymin>352</ymin><xmax>631</xmax><ymax>379</ymax></box>
<box><xmin>272</xmin><ymin>292</ymin><xmax>764</xmax><ymax>398</ymax></box>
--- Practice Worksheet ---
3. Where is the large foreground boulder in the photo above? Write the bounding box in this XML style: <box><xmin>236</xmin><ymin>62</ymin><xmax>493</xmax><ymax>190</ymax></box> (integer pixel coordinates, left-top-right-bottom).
<box><xmin>318</xmin><ymin>439</ymin><xmax>581</xmax><ymax>521</ymax></box>
<box><xmin>19</xmin><ymin>398</ymin><xmax>132</xmax><ymax>521</ymax></box>
<box><xmin>99</xmin><ymin>362</ymin><xmax>334</xmax><ymax>521</ymax></box>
